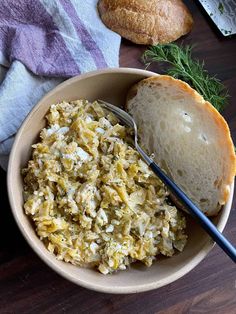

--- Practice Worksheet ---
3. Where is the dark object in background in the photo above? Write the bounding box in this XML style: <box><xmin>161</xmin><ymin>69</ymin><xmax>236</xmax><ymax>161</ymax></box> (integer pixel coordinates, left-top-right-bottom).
<box><xmin>198</xmin><ymin>0</ymin><xmax>236</xmax><ymax>36</ymax></box>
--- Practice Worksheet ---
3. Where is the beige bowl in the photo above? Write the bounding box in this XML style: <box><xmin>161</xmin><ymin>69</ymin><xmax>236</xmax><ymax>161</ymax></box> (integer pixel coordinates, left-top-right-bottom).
<box><xmin>7</xmin><ymin>68</ymin><xmax>234</xmax><ymax>294</ymax></box>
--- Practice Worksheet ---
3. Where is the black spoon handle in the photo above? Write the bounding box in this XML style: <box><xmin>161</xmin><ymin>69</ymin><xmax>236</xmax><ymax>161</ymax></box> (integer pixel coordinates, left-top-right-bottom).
<box><xmin>149</xmin><ymin>161</ymin><xmax>236</xmax><ymax>263</ymax></box>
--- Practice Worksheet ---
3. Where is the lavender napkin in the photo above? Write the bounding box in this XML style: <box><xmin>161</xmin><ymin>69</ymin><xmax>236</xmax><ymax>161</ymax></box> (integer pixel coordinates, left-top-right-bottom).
<box><xmin>0</xmin><ymin>0</ymin><xmax>121</xmax><ymax>169</ymax></box>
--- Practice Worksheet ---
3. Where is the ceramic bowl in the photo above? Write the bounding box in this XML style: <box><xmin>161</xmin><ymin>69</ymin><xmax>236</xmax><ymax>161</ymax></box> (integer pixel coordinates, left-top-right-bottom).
<box><xmin>7</xmin><ymin>68</ymin><xmax>234</xmax><ymax>294</ymax></box>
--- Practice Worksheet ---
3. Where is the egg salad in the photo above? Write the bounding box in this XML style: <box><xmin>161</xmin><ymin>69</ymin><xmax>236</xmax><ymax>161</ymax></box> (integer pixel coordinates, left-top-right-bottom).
<box><xmin>22</xmin><ymin>100</ymin><xmax>187</xmax><ymax>274</ymax></box>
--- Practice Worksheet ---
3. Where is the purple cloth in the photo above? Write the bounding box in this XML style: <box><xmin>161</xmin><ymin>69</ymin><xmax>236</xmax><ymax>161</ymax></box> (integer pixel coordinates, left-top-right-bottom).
<box><xmin>0</xmin><ymin>0</ymin><xmax>119</xmax><ymax>77</ymax></box>
<box><xmin>0</xmin><ymin>0</ymin><xmax>121</xmax><ymax>169</ymax></box>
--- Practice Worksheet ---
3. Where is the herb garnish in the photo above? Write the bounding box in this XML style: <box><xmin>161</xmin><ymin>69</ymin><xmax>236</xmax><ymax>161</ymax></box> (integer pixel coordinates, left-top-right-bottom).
<box><xmin>143</xmin><ymin>43</ymin><xmax>229</xmax><ymax>112</ymax></box>
<box><xmin>221</xmin><ymin>28</ymin><xmax>232</xmax><ymax>35</ymax></box>
<box><xmin>218</xmin><ymin>2</ymin><xmax>224</xmax><ymax>14</ymax></box>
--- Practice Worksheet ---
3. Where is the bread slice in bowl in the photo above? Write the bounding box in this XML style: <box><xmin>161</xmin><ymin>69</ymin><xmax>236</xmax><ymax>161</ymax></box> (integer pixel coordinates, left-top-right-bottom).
<box><xmin>126</xmin><ymin>75</ymin><xmax>236</xmax><ymax>216</ymax></box>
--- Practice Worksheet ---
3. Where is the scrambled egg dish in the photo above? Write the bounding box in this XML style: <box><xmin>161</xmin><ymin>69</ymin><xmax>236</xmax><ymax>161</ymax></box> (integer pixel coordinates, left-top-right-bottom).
<box><xmin>23</xmin><ymin>100</ymin><xmax>187</xmax><ymax>274</ymax></box>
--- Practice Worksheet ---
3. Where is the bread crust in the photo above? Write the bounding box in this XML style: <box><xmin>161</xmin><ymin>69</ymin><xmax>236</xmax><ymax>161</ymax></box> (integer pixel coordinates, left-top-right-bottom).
<box><xmin>97</xmin><ymin>0</ymin><xmax>193</xmax><ymax>45</ymax></box>
<box><xmin>126</xmin><ymin>75</ymin><xmax>236</xmax><ymax>215</ymax></box>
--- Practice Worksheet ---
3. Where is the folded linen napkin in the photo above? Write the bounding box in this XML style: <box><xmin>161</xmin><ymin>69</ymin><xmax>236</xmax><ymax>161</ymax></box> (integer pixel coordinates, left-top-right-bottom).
<box><xmin>0</xmin><ymin>0</ymin><xmax>121</xmax><ymax>170</ymax></box>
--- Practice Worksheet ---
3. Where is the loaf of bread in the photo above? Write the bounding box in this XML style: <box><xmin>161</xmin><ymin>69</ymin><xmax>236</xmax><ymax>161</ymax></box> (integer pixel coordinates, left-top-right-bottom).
<box><xmin>98</xmin><ymin>0</ymin><xmax>193</xmax><ymax>45</ymax></box>
<box><xmin>126</xmin><ymin>75</ymin><xmax>236</xmax><ymax>216</ymax></box>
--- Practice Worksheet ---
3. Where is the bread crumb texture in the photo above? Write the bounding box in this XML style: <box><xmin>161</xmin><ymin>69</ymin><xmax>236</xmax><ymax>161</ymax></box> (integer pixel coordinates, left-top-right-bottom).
<box><xmin>126</xmin><ymin>75</ymin><xmax>235</xmax><ymax>216</ymax></box>
<box><xmin>98</xmin><ymin>0</ymin><xmax>193</xmax><ymax>45</ymax></box>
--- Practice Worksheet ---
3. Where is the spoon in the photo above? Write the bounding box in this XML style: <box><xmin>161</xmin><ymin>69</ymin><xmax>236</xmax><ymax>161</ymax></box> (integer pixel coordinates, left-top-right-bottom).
<box><xmin>98</xmin><ymin>99</ymin><xmax>236</xmax><ymax>263</ymax></box>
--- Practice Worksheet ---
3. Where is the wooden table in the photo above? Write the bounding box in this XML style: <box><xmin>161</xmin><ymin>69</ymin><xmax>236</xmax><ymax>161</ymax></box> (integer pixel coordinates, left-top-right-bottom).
<box><xmin>0</xmin><ymin>1</ymin><xmax>235</xmax><ymax>313</ymax></box>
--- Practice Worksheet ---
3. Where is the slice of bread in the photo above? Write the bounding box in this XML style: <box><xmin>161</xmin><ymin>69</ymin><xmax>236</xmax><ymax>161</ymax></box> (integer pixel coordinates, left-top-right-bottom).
<box><xmin>126</xmin><ymin>75</ymin><xmax>236</xmax><ymax>216</ymax></box>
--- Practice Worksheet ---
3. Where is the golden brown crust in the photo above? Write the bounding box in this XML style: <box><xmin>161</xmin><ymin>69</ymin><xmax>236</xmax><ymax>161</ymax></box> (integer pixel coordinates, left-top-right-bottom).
<box><xmin>126</xmin><ymin>75</ymin><xmax>236</xmax><ymax>212</ymax></box>
<box><xmin>98</xmin><ymin>0</ymin><xmax>193</xmax><ymax>45</ymax></box>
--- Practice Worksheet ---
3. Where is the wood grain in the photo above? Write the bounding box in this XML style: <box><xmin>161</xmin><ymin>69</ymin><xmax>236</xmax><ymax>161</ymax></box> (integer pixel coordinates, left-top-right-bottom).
<box><xmin>0</xmin><ymin>0</ymin><xmax>235</xmax><ymax>313</ymax></box>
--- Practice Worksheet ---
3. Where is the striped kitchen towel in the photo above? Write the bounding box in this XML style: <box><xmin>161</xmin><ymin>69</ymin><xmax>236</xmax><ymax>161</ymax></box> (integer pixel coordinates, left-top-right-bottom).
<box><xmin>0</xmin><ymin>0</ymin><xmax>121</xmax><ymax>170</ymax></box>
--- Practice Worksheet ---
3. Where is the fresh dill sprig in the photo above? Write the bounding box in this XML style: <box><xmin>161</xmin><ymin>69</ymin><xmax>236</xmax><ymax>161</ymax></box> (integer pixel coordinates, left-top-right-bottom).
<box><xmin>143</xmin><ymin>43</ymin><xmax>229</xmax><ymax>112</ymax></box>
<box><xmin>218</xmin><ymin>2</ymin><xmax>224</xmax><ymax>14</ymax></box>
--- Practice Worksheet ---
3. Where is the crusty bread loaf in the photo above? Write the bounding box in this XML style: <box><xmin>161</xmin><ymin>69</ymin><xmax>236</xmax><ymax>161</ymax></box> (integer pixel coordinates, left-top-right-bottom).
<box><xmin>97</xmin><ymin>0</ymin><xmax>193</xmax><ymax>45</ymax></box>
<box><xmin>126</xmin><ymin>75</ymin><xmax>236</xmax><ymax>216</ymax></box>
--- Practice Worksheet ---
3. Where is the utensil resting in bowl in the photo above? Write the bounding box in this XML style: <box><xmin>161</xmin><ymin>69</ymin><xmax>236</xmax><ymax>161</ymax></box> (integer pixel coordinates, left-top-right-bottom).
<box><xmin>98</xmin><ymin>99</ymin><xmax>236</xmax><ymax>263</ymax></box>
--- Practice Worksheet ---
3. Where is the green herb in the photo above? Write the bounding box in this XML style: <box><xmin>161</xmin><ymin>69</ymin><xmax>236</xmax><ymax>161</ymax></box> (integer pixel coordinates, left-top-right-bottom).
<box><xmin>218</xmin><ymin>2</ymin><xmax>224</xmax><ymax>14</ymax></box>
<box><xmin>221</xmin><ymin>28</ymin><xmax>232</xmax><ymax>35</ymax></box>
<box><xmin>143</xmin><ymin>43</ymin><xmax>229</xmax><ymax>112</ymax></box>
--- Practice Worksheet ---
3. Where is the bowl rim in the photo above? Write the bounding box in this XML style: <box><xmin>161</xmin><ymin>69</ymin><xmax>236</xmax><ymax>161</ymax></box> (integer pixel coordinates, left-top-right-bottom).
<box><xmin>7</xmin><ymin>67</ymin><xmax>234</xmax><ymax>294</ymax></box>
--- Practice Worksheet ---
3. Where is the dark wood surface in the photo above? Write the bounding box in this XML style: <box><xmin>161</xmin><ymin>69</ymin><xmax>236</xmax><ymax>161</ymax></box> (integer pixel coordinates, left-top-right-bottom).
<box><xmin>0</xmin><ymin>1</ymin><xmax>235</xmax><ymax>313</ymax></box>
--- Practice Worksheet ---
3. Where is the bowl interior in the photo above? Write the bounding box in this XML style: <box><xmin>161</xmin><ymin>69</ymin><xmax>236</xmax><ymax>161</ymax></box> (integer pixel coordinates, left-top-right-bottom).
<box><xmin>7</xmin><ymin>68</ymin><xmax>233</xmax><ymax>294</ymax></box>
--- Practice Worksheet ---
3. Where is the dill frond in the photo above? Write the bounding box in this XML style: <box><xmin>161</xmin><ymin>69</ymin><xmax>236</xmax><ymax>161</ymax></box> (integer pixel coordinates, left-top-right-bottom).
<box><xmin>143</xmin><ymin>43</ymin><xmax>229</xmax><ymax>112</ymax></box>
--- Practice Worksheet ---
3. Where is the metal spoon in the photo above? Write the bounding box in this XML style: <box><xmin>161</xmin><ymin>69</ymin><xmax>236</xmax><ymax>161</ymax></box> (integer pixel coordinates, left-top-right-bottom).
<box><xmin>98</xmin><ymin>99</ymin><xmax>236</xmax><ymax>263</ymax></box>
